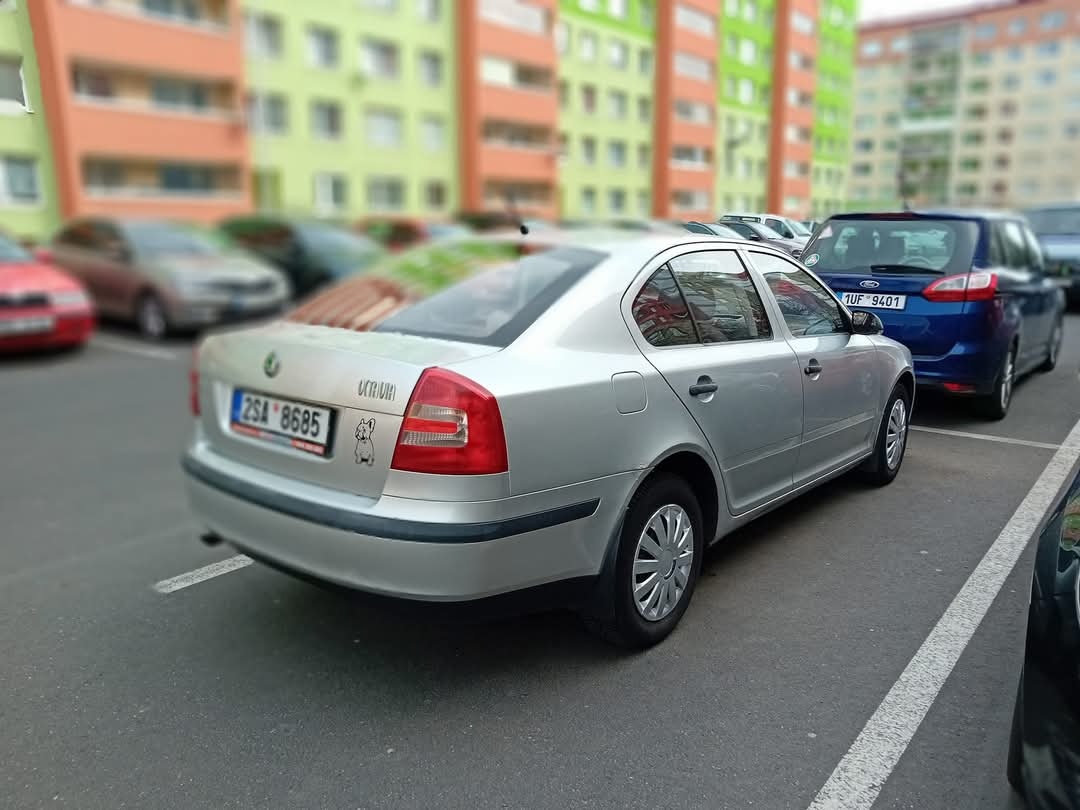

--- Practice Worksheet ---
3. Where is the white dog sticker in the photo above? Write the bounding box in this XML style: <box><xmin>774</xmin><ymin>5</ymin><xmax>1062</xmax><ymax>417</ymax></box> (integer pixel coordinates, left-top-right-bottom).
<box><xmin>354</xmin><ymin>418</ymin><xmax>376</xmax><ymax>466</ymax></box>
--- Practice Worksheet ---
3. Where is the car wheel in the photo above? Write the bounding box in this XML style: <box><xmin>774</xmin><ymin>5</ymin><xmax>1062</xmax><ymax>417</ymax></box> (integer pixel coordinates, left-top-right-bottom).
<box><xmin>1007</xmin><ymin>673</ymin><xmax>1025</xmax><ymax>794</ymax></box>
<box><xmin>858</xmin><ymin>384</ymin><xmax>910</xmax><ymax>486</ymax></box>
<box><xmin>1038</xmin><ymin>318</ymin><xmax>1063</xmax><ymax>372</ymax></box>
<box><xmin>585</xmin><ymin>473</ymin><xmax>704</xmax><ymax>649</ymax></box>
<box><xmin>135</xmin><ymin>292</ymin><xmax>169</xmax><ymax>341</ymax></box>
<box><xmin>978</xmin><ymin>344</ymin><xmax>1016</xmax><ymax>421</ymax></box>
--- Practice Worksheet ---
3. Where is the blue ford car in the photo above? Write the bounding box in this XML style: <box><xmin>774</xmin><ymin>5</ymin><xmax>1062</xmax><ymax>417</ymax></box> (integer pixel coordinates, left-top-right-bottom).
<box><xmin>802</xmin><ymin>211</ymin><xmax>1065</xmax><ymax>419</ymax></box>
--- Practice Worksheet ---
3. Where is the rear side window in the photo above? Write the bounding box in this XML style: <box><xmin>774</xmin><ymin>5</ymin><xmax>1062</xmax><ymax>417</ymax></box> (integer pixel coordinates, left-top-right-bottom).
<box><xmin>374</xmin><ymin>246</ymin><xmax>605</xmax><ymax>347</ymax></box>
<box><xmin>765</xmin><ymin>218</ymin><xmax>791</xmax><ymax>238</ymax></box>
<box><xmin>668</xmin><ymin>251</ymin><xmax>772</xmax><ymax>343</ymax></box>
<box><xmin>631</xmin><ymin>267</ymin><xmax>698</xmax><ymax>347</ymax></box>
<box><xmin>806</xmin><ymin>218</ymin><xmax>978</xmax><ymax>274</ymax></box>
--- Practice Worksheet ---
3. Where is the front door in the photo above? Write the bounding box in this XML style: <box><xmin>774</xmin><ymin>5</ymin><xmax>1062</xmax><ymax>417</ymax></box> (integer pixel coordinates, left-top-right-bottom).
<box><xmin>748</xmin><ymin>251</ymin><xmax>881</xmax><ymax>486</ymax></box>
<box><xmin>629</xmin><ymin>249</ymin><xmax>804</xmax><ymax>515</ymax></box>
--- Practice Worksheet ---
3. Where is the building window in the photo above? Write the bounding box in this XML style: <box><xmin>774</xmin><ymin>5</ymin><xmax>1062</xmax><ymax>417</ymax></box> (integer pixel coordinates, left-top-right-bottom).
<box><xmin>581</xmin><ymin>186</ymin><xmax>596</xmax><ymax>214</ymax></box>
<box><xmin>479</xmin><ymin>0</ymin><xmax>546</xmax><ymax>35</ymax></box>
<box><xmin>366</xmin><ymin>177</ymin><xmax>404</xmax><ymax>211</ymax></box>
<box><xmin>311</xmin><ymin>101</ymin><xmax>343</xmax><ymax>139</ymax></box>
<box><xmin>1036</xmin><ymin>40</ymin><xmax>1061</xmax><ymax>57</ymax></box>
<box><xmin>674</xmin><ymin>52</ymin><xmax>711</xmax><ymax>82</ymax></box>
<box><xmin>1041</xmin><ymin>10</ymin><xmax>1066</xmax><ymax>30</ymax></box>
<box><xmin>791</xmin><ymin>10</ymin><xmax>813</xmax><ymax>35</ymax></box>
<box><xmin>743</xmin><ymin>0</ymin><xmax>757</xmax><ymax>22</ymax></box>
<box><xmin>1035</xmin><ymin>70</ymin><xmax>1056</xmax><ymax>87</ymax></box>
<box><xmin>0</xmin><ymin>156</ymin><xmax>38</xmax><ymax>205</ymax></box>
<box><xmin>608</xmin><ymin>89</ymin><xmax>627</xmax><ymax>119</ymax></box>
<box><xmin>672</xmin><ymin>189</ymin><xmax>709</xmax><ymax>211</ymax></box>
<box><xmin>974</xmin><ymin>23</ymin><xmax>996</xmax><ymax>39</ymax></box>
<box><xmin>737</xmin><ymin>78</ymin><xmax>754</xmax><ymax>105</ymax></box>
<box><xmin>674</xmin><ymin>99</ymin><xmax>711</xmax><ymax>124</ymax></box>
<box><xmin>421</xmin><ymin>115</ymin><xmax>444</xmax><ymax>150</ymax></box>
<box><xmin>608</xmin><ymin>0</ymin><xmax>626</xmax><ymax>18</ymax></box>
<box><xmin>637</xmin><ymin>190</ymin><xmax>649</xmax><ymax>216</ymax></box>
<box><xmin>725</xmin><ymin>0</ymin><xmax>739</xmax><ymax>15</ymax></box>
<box><xmin>582</xmin><ymin>84</ymin><xmax>597</xmax><ymax>114</ymax></box>
<box><xmin>639</xmin><ymin>48</ymin><xmax>653</xmax><ymax>76</ymax></box>
<box><xmin>580</xmin><ymin>32</ymin><xmax>597</xmax><ymax>62</ymax></box>
<box><xmin>609</xmin><ymin>39</ymin><xmax>628</xmax><ymax>69</ymax></box>
<box><xmin>555</xmin><ymin>21</ymin><xmax>569</xmax><ymax>54</ymax></box>
<box><xmin>672</xmin><ymin>145</ymin><xmax>710</xmax><ymax>168</ymax></box>
<box><xmin>141</xmin><ymin>0</ymin><xmax>204</xmax><ymax>23</ymax></box>
<box><xmin>1008</xmin><ymin>17</ymin><xmax>1027</xmax><ymax>36</ymax></box>
<box><xmin>638</xmin><ymin>143</ymin><xmax>649</xmax><ymax>169</ymax></box>
<box><xmin>1006</xmin><ymin>45</ymin><xmax>1023</xmax><ymax>62</ymax></box>
<box><xmin>313</xmin><ymin>172</ymin><xmax>347</xmax><ymax>214</ymax></box>
<box><xmin>739</xmin><ymin>39</ymin><xmax>757</xmax><ymax>65</ymax></box>
<box><xmin>582</xmin><ymin>136</ymin><xmax>596</xmax><ymax>165</ymax></box>
<box><xmin>150</xmin><ymin>77</ymin><xmax>209</xmax><ymax>112</ymax></box>
<box><xmin>860</xmin><ymin>40</ymin><xmax>882</xmax><ymax>57</ymax></box>
<box><xmin>245</xmin><ymin>13</ymin><xmax>283</xmax><ymax>60</ymax></box>
<box><xmin>248</xmin><ymin>92</ymin><xmax>288</xmax><ymax>134</ymax></box>
<box><xmin>637</xmin><ymin>96</ymin><xmax>650</xmax><ymax>122</ymax></box>
<box><xmin>580</xmin><ymin>0</ymin><xmax>598</xmax><ymax>9</ymax></box>
<box><xmin>558</xmin><ymin>80</ymin><xmax>569</xmax><ymax>108</ymax></box>
<box><xmin>424</xmin><ymin>180</ymin><xmax>446</xmax><ymax>210</ymax></box>
<box><xmin>365</xmin><ymin>108</ymin><xmax>403</xmax><ymax>147</ymax></box>
<box><xmin>608</xmin><ymin>140</ymin><xmax>627</xmax><ymax>168</ymax></box>
<box><xmin>363</xmin><ymin>0</ymin><xmax>397</xmax><ymax>10</ymax></box>
<box><xmin>361</xmin><ymin>39</ymin><xmax>400</xmax><ymax>79</ymax></box>
<box><xmin>608</xmin><ymin>188</ymin><xmax>626</xmax><ymax>214</ymax></box>
<box><xmin>675</xmin><ymin>3</ymin><xmax>715</xmax><ymax>37</ymax></box>
<box><xmin>159</xmin><ymin>163</ymin><xmax>213</xmax><ymax>193</ymax></box>
<box><xmin>253</xmin><ymin>168</ymin><xmax>281</xmax><ymax>211</ymax></box>
<box><xmin>307</xmin><ymin>26</ymin><xmax>339</xmax><ymax>68</ymax></box>
<box><xmin>890</xmin><ymin>36</ymin><xmax>910</xmax><ymax>53</ymax></box>
<box><xmin>419</xmin><ymin>50</ymin><xmax>443</xmax><ymax>86</ymax></box>
<box><xmin>418</xmin><ymin>0</ymin><xmax>440</xmax><ymax>22</ymax></box>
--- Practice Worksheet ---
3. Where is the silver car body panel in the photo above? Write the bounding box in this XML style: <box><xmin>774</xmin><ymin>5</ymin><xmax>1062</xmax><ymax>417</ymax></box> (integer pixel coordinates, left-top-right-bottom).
<box><xmin>184</xmin><ymin>235</ymin><xmax>913</xmax><ymax>602</ymax></box>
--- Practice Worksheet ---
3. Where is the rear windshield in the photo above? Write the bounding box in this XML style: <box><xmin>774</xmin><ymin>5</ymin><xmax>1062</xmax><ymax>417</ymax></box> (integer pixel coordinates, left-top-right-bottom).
<box><xmin>804</xmin><ymin>218</ymin><xmax>979</xmax><ymax>275</ymax></box>
<box><xmin>374</xmin><ymin>245</ymin><xmax>605</xmax><ymax>347</ymax></box>
<box><xmin>1025</xmin><ymin>208</ymin><xmax>1080</xmax><ymax>237</ymax></box>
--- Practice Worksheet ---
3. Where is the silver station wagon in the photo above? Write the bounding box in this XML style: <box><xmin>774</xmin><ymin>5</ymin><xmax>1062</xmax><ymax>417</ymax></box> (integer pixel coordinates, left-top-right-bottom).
<box><xmin>183</xmin><ymin>232</ymin><xmax>914</xmax><ymax>647</ymax></box>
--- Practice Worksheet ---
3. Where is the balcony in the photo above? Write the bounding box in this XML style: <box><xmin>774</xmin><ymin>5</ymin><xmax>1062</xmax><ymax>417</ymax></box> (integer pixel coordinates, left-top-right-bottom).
<box><xmin>479</xmin><ymin>143</ymin><xmax>556</xmax><ymax>184</ymax></box>
<box><xmin>57</xmin><ymin>1</ymin><xmax>240</xmax><ymax>77</ymax></box>
<box><xmin>477</xmin><ymin>84</ymin><xmax>557</xmax><ymax>128</ymax></box>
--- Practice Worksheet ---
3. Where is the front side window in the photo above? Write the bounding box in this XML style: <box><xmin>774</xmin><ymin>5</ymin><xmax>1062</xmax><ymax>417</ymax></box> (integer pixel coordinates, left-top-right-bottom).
<box><xmin>632</xmin><ymin>266</ymin><xmax>697</xmax><ymax>347</ymax></box>
<box><xmin>751</xmin><ymin>252</ymin><xmax>847</xmax><ymax>337</ymax></box>
<box><xmin>669</xmin><ymin>251</ymin><xmax>772</xmax><ymax>343</ymax></box>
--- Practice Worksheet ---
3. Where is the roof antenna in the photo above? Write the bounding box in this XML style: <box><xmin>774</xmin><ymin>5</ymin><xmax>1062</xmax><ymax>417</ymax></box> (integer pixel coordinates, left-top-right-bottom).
<box><xmin>504</xmin><ymin>191</ymin><xmax>529</xmax><ymax>235</ymax></box>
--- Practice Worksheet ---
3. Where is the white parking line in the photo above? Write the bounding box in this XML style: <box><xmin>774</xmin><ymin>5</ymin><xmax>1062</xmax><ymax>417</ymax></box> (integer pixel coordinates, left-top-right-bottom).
<box><xmin>911</xmin><ymin>425</ymin><xmax>1061</xmax><ymax>451</ymax></box>
<box><xmin>152</xmin><ymin>555</ymin><xmax>252</xmax><ymax>594</ymax></box>
<box><xmin>806</xmin><ymin>414</ymin><xmax>1080</xmax><ymax>810</ymax></box>
<box><xmin>91</xmin><ymin>335</ymin><xmax>178</xmax><ymax>361</ymax></box>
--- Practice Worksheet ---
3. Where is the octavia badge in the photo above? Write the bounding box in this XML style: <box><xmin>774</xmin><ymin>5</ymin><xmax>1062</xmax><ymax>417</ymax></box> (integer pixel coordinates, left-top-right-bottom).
<box><xmin>860</xmin><ymin>280</ymin><xmax>880</xmax><ymax>289</ymax></box>
<box><xmin>263</xmin><ymin>351</ymin><xmax>280</xmax><ymax>378</ymax></box>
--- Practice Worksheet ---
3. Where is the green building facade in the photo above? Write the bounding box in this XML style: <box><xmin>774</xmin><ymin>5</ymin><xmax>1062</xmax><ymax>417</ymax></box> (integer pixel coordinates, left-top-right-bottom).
<box><xmin>0</xmin><ymin>2</ymin><xmax>60</xmax><ymax>242</ymax></box>
<box><xmin>243</xmin><ymin>0</ymin><xmax>459</xmax><ymax>221</ymax></box>
<box><xmin>811</xmin><ymin>0</ymin><xmax>857</xmax><ymax>218</ymax></box>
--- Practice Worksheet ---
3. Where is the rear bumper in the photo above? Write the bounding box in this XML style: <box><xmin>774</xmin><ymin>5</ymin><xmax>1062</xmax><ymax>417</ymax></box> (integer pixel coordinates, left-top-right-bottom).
<box><xmin>911</xmin><ymin>341</ymin><xmax>1005</xmax><ymax>395</ymax></box>
<box><xmin>182</xmin><ymin>443</ymin><xmax>635</xmax><ymax>602</ymax></box>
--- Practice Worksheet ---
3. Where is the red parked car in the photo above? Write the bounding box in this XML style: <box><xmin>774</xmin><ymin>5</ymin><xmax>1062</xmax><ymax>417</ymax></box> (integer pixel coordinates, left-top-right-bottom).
<box><xmin>0</xmin><ymin>232</ymin><xmax>94</xmax><ymax>352</ymax></box>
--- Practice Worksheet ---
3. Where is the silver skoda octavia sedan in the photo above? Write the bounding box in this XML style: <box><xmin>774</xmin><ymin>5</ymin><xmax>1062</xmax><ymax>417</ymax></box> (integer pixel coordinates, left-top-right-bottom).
<box><xmin>183</xmin><ymin>232</ymin><xmax>913</xmax><ymax>648</ymax></box>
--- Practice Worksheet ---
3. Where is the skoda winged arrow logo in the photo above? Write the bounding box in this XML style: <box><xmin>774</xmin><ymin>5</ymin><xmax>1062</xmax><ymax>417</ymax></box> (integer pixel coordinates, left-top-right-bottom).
<box><xmin>860</xmin><ymin>280</ymin><xmax>881</xmax><ymax>289</ymax></box>
<box><xmin>263</xmin><ymin>351</ymin><xmax>280</xmax><ymax>378</ymax></box>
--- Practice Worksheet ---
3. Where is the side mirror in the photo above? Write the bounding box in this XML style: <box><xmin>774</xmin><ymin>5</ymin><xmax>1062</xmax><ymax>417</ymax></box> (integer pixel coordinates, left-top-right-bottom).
<box><xmin>33</xmin><ymin>246</ymin><xmax>54</xmax><ymax>264</ymax></box>
<box><xmin>850</xmin><ymin>309</ymin><xmax>884</xmax><ymax>336</ymax></box>
<box><xmin>790</xmin><ymin>248</ymin><xmax>802</xmax><ymax>259</ymax></box>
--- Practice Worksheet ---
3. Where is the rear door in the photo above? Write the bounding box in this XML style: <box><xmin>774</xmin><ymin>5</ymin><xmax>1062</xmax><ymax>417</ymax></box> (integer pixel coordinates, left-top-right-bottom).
<box><xmin>629</xmin><ymin>249</ymin><xmax>803</xmax><ymax>514</ymax></box>
<box><xmin>748</xmin><ymin>251</ymin><xmax>881</xmax><ymax>485</ymax></box>
<box><xmin>807</xmin><ymin>217</ymin><xmax>982</xmax><ymax>359</ymax></box>
<box><xmin>998</xmin><ymin>220</ymin><xmax>1056</xmax><ymax>370</ymax></box>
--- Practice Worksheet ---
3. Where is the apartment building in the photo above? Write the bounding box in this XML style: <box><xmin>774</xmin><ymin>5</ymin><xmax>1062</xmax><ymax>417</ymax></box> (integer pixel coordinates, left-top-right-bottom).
<box><xmin>851</xmin><ymin>0</ymin><xmax>1080</xmax><ymax>211</ymax></box>
<box><xmin>28</xmin><ymin>0</ymin><xmax>250</xmax><ymax>225</ymax></box>
<box><xmin>0</xmin><ymin>1</ymin><xmax>60</xmax><ymax>240</ymax></box>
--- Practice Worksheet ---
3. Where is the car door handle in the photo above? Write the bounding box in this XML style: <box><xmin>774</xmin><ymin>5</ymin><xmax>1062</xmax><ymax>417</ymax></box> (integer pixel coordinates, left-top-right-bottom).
<box><xmin>804</xmin><ymin>359</ymin><xmax>823</xmax><ymax>376</ymax></box>
<box><xmin>689</xmin><ymin>377</ymin><xmax>718</xmax><ymax>397</ymax></box>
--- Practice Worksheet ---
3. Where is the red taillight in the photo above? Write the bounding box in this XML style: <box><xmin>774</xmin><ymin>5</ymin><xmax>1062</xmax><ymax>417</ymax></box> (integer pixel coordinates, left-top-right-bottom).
<box><xmin>943</xmin><ymin>382</ymin><xmax>976</xmax><ymax>393</ymax></box>
<box><xmin>189</xmin><ymin>349</ymin><xmax>200</xmax><ymax>417</ymax></box>
<box><xmin>923</xmin><ymin>271</ymin><xmax>998</xmax><ymax>303</ymax></box>
<box><xmin>391</xmin><ymin>367</ymin><xmax>508</xmax><ymax>475</ymax></box>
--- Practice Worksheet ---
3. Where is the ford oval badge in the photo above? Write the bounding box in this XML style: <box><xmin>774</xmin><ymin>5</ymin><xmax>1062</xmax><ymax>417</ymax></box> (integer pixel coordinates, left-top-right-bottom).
<box><xmin>859</xmin><ymin>280</ymin><xmax>880</xmax><ymax>289</ymax></box>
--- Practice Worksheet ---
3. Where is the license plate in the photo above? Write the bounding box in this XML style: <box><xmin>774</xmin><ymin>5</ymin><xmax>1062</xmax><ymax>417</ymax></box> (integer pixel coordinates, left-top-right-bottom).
<box><xmin>230</xmin><ymin>389</ymin><xmax>334</xmax><ymax>456</ymax></box>
<box><xmin>0</xmin><ymin>315</ymin><xmax>55</xmax><ymax>336</ymax></box>
<box><xmin>840</xmin><ymin>292</ymin><xmax>907</xmax><ymax>310</ymax></box>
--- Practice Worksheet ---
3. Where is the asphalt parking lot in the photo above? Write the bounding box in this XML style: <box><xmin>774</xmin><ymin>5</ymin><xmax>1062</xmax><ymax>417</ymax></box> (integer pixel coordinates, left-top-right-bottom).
<box><xmin>3</xmin><ymin>316</ymin><xmax>1079</xmax><ymax>810</ymax></box>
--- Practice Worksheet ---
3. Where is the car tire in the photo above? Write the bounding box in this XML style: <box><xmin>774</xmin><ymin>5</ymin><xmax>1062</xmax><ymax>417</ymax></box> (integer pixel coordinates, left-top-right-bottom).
<box><xmin>858</xmin><ymin>384</ymin><xmax>910</xmax><ymax>487</ymax></box>
<box><xmin>135</xmin><ymin>292</ymin><xmax>169</xmax><ymax>341</ymax></box>
<box><xmin>584</xmin><ymin>473</ymin><xmax>704</xmax><ymax>649</ymax></box>
<box><xmin>1007</xmin><ymin>673</ymin><xmax>1025</xmax><ymax>795</ymax></box>
<box><xmin>977</xmin><ymin>344</ymin><xmax>1017</xmax><ymax>421</ymax></box>
<box><xmin>1037</xmin><ymin>317</ymin><xmax>1063</xmax><ymax>372</ymax></box>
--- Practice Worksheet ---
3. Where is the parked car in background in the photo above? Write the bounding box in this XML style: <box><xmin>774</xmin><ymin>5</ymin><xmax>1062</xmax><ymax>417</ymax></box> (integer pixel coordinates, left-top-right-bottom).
<box><xmin>1008</xmin><ymin>463</ymin><xmax>1080</xmax><ymax>808</ymax></box>
<box><xmin>1025</xmin><ymin>204</ymin><xmax>1080</xmax><ymax>308</ymax></box>
<box><xmin>0</xmin><ymin>231</ymin><xmax>94</xmax><ymax>352</ymax></box>
<box><xmin>356</xmin><ymin>217</ymin><xmax>472</xmax><ymax>252</ymax></box>
<box><xmin>683</xmin><ymin>221</ymin><xmax>749</xmax><ymax>240</ymax></box>
<box><xmin>719</xmin><ymin>220</ymin><xmax>805</xmax><ymax>256</ymax></box>
<box><xmin>607</xmin><ymin>219</ymin><xmax>688</xmax><ymax>234</ymax></box>
<box><xmin>721</xmin><ymin>213</ymin><xmax>813</xmax><ymax>245</ymax></box>
<box><xmin>221</xmin><ymin>216</ymin><xmax>384</xmax><ymax>301</ymax></box>
<box><xmin>802</xmin><ymin>220</ymin><xmax>822</xmax><ymax>234</ymax></box>
<box><xmin>50</xmin><ymin>219</ymin><xmax>290</xmax><ymax>340</ymax></box>
<box><xmin>802</xmin><ymin>211</ymin><xmax>1065</xmax><ymax>418</ymax></box>
<box><xmin>183</xmin><ymin>230</ymin><xmax>913</xmax><ymax>649</ymax></box>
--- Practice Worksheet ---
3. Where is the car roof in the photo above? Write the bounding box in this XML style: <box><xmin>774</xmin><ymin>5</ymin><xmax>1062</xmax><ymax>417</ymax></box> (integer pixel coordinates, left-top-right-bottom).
<box><xmin>829</xmin><ymin>209</ymin><xmax>1024</xmax><ymax>223</ymax></box>
<box><xmin>722</xmin><ymin>212</ymin><xmax>793</xmax><ymax>220</ymax></box>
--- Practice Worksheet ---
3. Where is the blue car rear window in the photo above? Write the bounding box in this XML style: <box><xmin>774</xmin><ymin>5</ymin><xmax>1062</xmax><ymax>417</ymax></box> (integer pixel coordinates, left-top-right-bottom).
<box><xmin>805</xmin><ymin>219</ymin><xmax>979</xmax><ymax>275</ymax></box>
